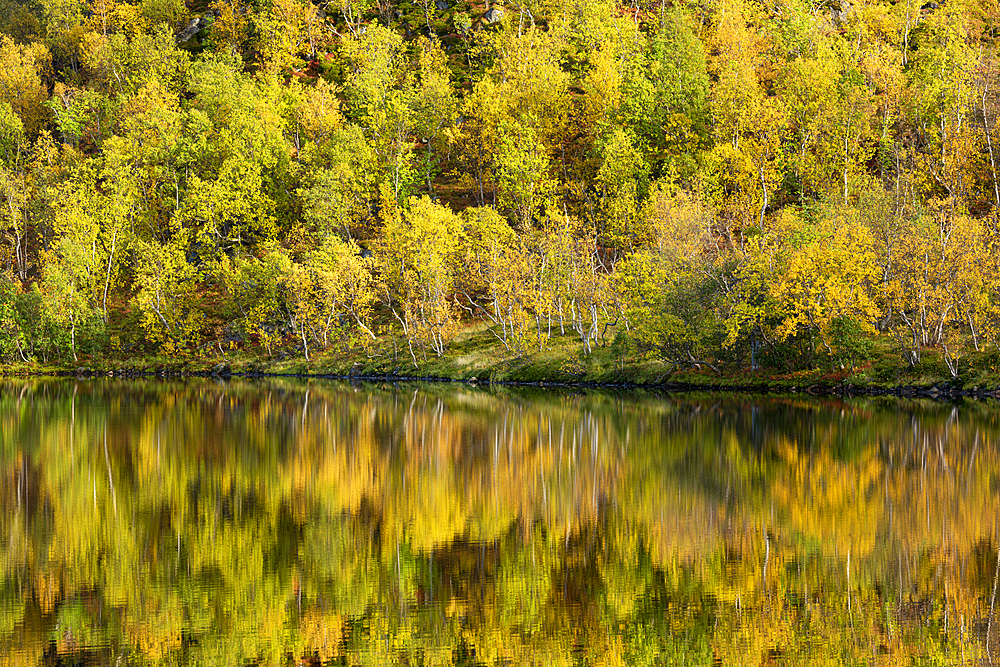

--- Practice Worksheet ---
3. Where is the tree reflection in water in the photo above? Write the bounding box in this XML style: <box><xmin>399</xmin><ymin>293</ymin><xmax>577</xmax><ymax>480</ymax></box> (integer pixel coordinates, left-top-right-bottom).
<box><xmin>0</xmin><ymin>379</ymin><xmax>997</xmax><ymax>665</ymax></box>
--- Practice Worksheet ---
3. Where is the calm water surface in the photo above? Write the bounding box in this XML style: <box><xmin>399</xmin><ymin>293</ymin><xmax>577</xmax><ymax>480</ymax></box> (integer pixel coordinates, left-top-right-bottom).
<box><xmin>1</xmin><ymin>379</ymin><xmax>999</xmax><ymax>665</ymax></box>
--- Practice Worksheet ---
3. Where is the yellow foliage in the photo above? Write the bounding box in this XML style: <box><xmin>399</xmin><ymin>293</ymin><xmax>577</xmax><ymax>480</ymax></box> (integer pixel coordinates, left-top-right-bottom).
<box><xmin>133</xmin><ymin>239</ymin><xmax>203</xmax><ymax>352</ymax></box>
<box><xmin>0</xmin><ymin>36</ymin><xmax>50</xmax><ymax>136</ymax></box>
<box><xmin>773</xmin><ymin>221</ymin><xmax>881</xmax><ymax>350</ymax></box>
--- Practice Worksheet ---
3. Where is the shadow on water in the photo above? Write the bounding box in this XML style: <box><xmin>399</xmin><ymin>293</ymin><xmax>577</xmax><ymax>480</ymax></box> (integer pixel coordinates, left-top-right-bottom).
<box><xmin>0</xmin><ymin>378</ymin><xmax>999</xmax><ymax>665</ymax></box>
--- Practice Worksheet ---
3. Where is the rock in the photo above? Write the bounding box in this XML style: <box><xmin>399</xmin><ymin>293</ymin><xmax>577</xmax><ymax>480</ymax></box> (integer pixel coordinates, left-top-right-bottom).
<box><xmin>176</xmin><ymin>17</ymin><xmax>202</xmax><ymax>42</ymax></box>
<box><xmin>483</xmin><ymin>6</ymin><xmax>504</xmax><ymax>23</ymax></box>
<box><xmin>436</xmin><ymin>0</ymin><xmax>449</xmax><ymax>9</ymax></box>
<box><xmin>830</xmin><ymin>1</ymin><xmax>852</xmax><ymax>27</ymax></box>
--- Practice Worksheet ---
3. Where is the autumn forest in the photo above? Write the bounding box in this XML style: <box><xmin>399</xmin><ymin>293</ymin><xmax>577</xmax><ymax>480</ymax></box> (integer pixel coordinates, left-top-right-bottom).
<box><xmin>0</xmin><ymin>0</ymin><xmax>999</xmax><ymax>380</ymax></box>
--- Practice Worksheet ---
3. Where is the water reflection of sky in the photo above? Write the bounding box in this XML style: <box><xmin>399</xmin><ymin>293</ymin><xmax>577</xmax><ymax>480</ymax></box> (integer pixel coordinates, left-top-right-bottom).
<box><xmin>0</xmin><ymin>379</ymin><xmax>997</xmax><ymax>665</ymax></box>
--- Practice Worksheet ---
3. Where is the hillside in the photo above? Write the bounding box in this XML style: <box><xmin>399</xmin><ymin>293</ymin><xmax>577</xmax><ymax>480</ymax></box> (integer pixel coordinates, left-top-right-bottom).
<box><xmin>1</xmin><ymin>0</ymin><xmax>1000</xmax><ymax>386</ymax></box>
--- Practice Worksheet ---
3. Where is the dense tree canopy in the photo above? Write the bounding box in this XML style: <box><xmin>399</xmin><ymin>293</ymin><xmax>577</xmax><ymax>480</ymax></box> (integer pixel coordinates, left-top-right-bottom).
<box><xmin>1</xmin><ymin>0</ymin><xmax>1000</xmax><ymax>374</ymax></box>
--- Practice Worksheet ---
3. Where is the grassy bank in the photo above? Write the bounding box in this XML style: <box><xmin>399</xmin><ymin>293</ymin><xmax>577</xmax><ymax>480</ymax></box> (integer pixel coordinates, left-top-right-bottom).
<box><xmin>5</xmin><ymin>323</ymin><xmax>1000</xmax><ymax>398</ymax></box>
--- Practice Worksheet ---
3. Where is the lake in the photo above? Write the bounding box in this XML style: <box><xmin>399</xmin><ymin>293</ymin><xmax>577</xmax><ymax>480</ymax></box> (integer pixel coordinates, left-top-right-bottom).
<box><xmin>1</xmin><ymin>379</ymin><xmax>998</xmax><ymax>665</ymax></box>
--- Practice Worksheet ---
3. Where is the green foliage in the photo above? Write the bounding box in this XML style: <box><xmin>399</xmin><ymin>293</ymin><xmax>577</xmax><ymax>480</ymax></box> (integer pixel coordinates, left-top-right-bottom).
<box><xmin>286</xmin><ymin>235</ymin><xmax>377</xmax><ymax>356</ymax></box>
<box><xmin>495</xmin><ymin>121</ymin><xmax>553</xmax><ymax>228</ymax></box>
<box><xmin>216</xmin><ymin>247</ymin><xmax>292</xmax><ymax>354</ymax></box>
<box><xmin>13</xmin><ymin>283</ymin><xmax>69</xmax><ymax>361</ymax></box>
<box><xmin>133</xmin><ymin>239</ymin><xmax>203</xmax><ymax>352</ymax></box>
<box><xmin>0</xmin><ymin>0</ymin><xmax>42</xmax><ymax>42</ymax></box>
<box><xmin>0</xmin><ymin>101</ymin><xmax>24</xmax><ymax>165</ymax></box>
<box><xmin>298</xmin><ymin>126</ymin><xmax>378</xmax><ymax>241</ymax></box>
<box><xmin>593</xmin><ymin>128</ymin><xmax>648</xmax><ymax>250</ymax></box>
<box><xmin>0</xmin><ymin>273</ymin><xmax>22</xmax><ymax>361</ymax></box>
<box><xmin>619</xmin><ymin>10</ymin><xmax>710</xmax><ymax>178</ymax></box>
<box><xmin>80</xmin><ymin>26</ymin><xmax>190</xmax><ymax>96</ymax></box>
<box><xmin>617</xmin><ymin>247</ymin><xmax>722</xmax><ymax>369</ymax></box>
<box><xmin>140</xmin><ymin>0</ymin><xmax>186</xmax><ymax>28</ymax></box>
<box><xmin>47</xmin><ymin>85</ymin><xmax>112</xmax><ymax>147</ymax></box>
<box><xmin>0</xmin><ymin>0</ymin><xmax>994</xmax><ymax>375</ymax></box>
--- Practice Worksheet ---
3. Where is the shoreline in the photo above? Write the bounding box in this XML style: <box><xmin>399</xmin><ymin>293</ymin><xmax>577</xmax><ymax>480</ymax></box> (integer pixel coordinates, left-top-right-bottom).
<box><xmin>5</xmin><ymin>363</ymin><xmax>999</xmax><ymax>400</ymax></box>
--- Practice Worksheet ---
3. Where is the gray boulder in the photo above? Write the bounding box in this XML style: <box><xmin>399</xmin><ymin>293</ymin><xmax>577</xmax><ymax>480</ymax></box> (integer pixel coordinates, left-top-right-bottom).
<box><xmin>176</xmin><ymin>17</ymin><xmax>202</xmax><ymax>42</ymax></box>
<box><xmin>830</xmin><ymin>1</ymin><xmax>852</xmax><ymax>27</ymax></box>
<box><xmin>483</xmin><ymin>6</ymin><xmax>503</xmax><ymax>23</ymax></box>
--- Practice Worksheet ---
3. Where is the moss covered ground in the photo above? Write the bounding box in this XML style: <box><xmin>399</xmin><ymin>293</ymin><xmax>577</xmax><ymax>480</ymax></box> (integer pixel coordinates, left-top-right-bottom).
<box><xmin>6</xmin><ymin>323</ymin><xmax>1000</xmax><ymax>399</ymax></box>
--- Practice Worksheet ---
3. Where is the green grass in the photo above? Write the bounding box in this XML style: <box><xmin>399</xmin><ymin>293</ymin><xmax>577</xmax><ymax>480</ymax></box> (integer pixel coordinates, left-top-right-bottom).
<box><xmin>8</xmin><ymin>324</ymin><xmax>1000</xmax><ymax>394</ymax></box>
